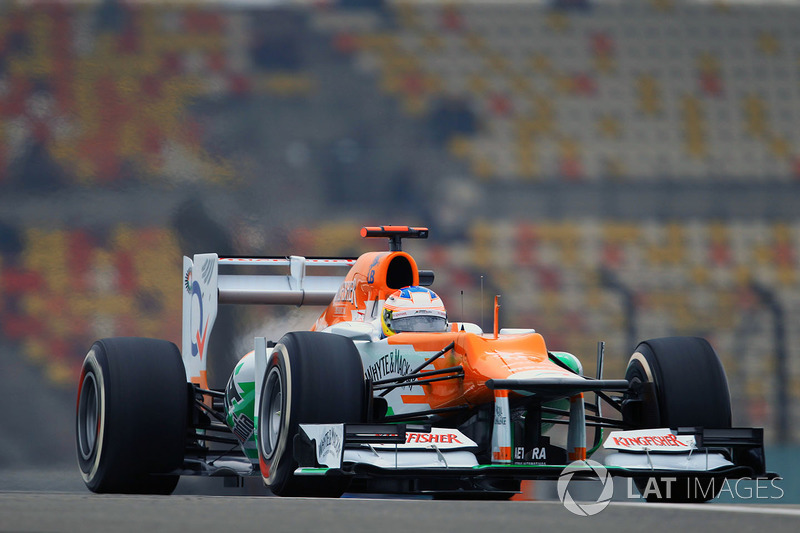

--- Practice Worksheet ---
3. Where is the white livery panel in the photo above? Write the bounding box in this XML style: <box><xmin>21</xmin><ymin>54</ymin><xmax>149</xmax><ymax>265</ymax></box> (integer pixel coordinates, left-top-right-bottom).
<box><xmin>602</xmin><ymin>428</ymin><xmax>734</xmax><ymax>472</ymax></box>
<box><xmin>296</xmin><ymin>424</ymin><xmax>480</xmax><ymax>471</ymax></box>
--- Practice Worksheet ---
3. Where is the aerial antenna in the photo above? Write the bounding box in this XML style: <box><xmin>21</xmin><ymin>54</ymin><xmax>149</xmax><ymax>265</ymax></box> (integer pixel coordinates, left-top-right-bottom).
<box><xmin>480</xmin><ymin>275</ymin><xmax>485</xmax><ymax>332</ymax></box>
<box><xmin>493</xmin><ymin>295</ymin><xmax>501</xmax><ymax>339</ymax></box>
<box><xmin>460</xmin><ymin>290</ymin><xmax>464</xmax><ymax>323</ymax></box>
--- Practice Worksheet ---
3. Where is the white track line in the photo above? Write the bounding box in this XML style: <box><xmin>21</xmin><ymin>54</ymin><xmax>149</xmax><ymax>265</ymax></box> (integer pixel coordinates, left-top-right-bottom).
<box><xmin>608</xmin><ymin>501</ymin><xmax>800</xmax><ymax>517</ymax></box>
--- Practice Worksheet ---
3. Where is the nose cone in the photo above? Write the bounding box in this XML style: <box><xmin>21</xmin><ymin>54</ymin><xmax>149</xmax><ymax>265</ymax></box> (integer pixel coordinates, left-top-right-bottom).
<box><xmin>462</xmin><ymin>331</ymin><xmax>579</xmax><ymax>383</ymax></box>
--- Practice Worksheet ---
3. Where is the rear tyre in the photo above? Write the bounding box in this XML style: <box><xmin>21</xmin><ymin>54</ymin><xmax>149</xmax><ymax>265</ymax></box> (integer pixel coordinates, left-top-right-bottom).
<box><xmin>623</xmin><ymin>337</ymin><xmax>731</xmax><ymax>503</ymax></box>
<box><xmin>258</xmin><ymin>332</ymin><xmax>365</xmax><ymax>497</ymax></box>
<box><xmin>76</xmin><ymin>337</ymin><xmax>188</xmax><ymax>494</ymax></box>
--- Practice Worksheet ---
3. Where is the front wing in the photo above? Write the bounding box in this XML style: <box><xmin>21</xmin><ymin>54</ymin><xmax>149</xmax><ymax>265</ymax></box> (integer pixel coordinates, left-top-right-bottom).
<box><xmin>292</xmin><ymin>423</ymin><xmax>776</xmax><ymax>496</ymax></box>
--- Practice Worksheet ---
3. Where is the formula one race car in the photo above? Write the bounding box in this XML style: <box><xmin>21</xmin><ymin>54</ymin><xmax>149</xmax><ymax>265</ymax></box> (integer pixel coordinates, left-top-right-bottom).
<box><xmin>76</xmin><ymin>226</ymin><xmax>775</xmax><ymax>501</ymax></box>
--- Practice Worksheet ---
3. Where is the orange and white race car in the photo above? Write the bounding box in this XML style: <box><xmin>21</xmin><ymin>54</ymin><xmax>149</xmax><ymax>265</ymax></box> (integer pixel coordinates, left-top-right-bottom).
<box><xmin>76</xmin><ymin>226</ymin><xmax>775</xmax><ymax>501</ymax></box>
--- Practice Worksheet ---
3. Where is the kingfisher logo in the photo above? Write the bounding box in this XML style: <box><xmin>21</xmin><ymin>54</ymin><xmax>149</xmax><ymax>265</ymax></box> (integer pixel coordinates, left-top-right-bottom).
<box><xmin>557</xmin><ymin>460</ymin><xmax>614</xmax><ymax>516</ymax></box>
<box><xmin>406</xmin><ymin>432</ymin><xmax>462</xmax><ymax>444</ymax></box>
<box><xmin>604</xmin><ymin>429</ymin><xmax>694</xmax><ymax>451</ymax></box>
<box><xmin>612</xmin><ymin>434</ymin><xmax>687</xmax><ymax>448</ymax></box>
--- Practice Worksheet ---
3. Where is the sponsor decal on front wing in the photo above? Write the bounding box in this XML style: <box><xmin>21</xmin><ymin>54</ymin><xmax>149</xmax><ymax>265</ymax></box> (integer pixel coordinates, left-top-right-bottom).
<box><xmin>604</xmin><ymin>428</ymin><xmax>696</xmax><ymax>452</ymax></box>
<box><xmin>373</xmin><ymin>427</ymin><xmax>478</xmax><ymax>450</ymax></box>
<box><xmin>300</xmin><ymin>424</ymin><xmax>345</xmax><ymax>468</ymax></box>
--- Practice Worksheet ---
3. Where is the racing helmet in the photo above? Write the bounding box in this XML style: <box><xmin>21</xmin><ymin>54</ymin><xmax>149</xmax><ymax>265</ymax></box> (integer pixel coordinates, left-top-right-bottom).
<box><xmin>381</xmin><ymin>286</ymin><xmax>447</xmax><ymax>336</ymax></box>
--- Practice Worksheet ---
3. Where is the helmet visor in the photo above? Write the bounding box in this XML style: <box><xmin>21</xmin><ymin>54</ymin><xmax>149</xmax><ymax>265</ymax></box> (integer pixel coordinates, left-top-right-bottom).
<box><xmin>392</xmin><ymin>315</ymin><xmax>448</xmax><ymax>333</ymax></box>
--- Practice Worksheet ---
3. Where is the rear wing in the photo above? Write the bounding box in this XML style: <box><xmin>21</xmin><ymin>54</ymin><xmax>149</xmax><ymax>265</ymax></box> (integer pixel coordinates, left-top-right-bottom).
<box><xmin>181</xmin><ymin>253</ymin><xmax>355</xmax><ymax>386</ymax></box>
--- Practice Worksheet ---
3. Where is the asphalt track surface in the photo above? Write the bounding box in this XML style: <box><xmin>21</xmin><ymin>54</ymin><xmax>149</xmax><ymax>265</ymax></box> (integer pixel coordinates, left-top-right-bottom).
<box><xmin>2</xmin><ymin>468</ymin><xmax>799</xmax><ymax>533</ymax></box>
<box><xmin>2</xmin><ymin>490</ymin><xmax>800</xmax><ymax>533</ymax></box>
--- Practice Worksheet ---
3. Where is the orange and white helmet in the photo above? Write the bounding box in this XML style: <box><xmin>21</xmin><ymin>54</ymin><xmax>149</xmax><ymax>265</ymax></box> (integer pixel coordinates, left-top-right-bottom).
<box><xmin>381</xmin><ymin>286</ymin><xmax>447</xmax><ymax>336</ymax></box>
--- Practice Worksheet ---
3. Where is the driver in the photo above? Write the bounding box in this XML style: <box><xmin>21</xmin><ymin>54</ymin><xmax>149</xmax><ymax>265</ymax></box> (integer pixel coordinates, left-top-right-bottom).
<box><xmin>381</xmin><ymin>286</ymin><xmax>448</xmax><ymax>336</ymax></box>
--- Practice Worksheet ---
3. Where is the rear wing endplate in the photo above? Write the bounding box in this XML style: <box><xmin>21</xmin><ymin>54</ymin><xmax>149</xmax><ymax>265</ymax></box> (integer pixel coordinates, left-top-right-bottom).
<box><xmin>181</xmin><ymin>254</ymin><xmax>354</xmax><ymax>386</ymax></box>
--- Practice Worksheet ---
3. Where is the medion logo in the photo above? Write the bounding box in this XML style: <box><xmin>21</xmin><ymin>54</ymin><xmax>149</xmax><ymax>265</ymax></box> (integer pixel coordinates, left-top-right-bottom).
<box><xmin>335</xmin><ymin>281</ymin><xmax>356</xmax><ymax>304</ymax></box>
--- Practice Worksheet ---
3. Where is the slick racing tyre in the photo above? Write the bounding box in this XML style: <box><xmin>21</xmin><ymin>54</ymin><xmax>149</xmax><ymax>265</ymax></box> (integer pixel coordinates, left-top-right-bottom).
<box><xmin>76</xmin><ymin>337</ymin><xmax>188</xmax><ymax>494</ymax></box>
<box><xmin>258</xmin><ymin>332</ymin><xmax>365</xmax><ymax>497</ymax></box>
<box><xmin>624</xmin><ymin>337</ymin><xmax>731</xmax><ymax>503</ymax></box>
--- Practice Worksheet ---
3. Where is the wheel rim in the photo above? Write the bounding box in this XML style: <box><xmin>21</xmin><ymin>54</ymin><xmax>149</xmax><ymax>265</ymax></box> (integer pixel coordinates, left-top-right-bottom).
<box><xmin>261</xmin><ymin>367</ymin><xmax>283</xmax><ymax>459</ymax></box>
<box><xmin>78</xmin><ymin>372</ymin><xmax>99</xmax><ymax>460</ymax></box>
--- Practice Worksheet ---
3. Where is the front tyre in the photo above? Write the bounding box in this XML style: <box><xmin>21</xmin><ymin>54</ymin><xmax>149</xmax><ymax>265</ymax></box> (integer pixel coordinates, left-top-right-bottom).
<box><xmin>625</xmin><ymin>337</ymin><xmax>731</xmax><ymax>430</ymax></box>
<box><xmin>623</xmin><ymin>337</ymin><xmax>731</xmax><ymax>503</ymax></box>
<box><xmin>258</xmin><ymin>332</ymin><xmax>365</xmax><ymax>497</ymax></box>
<box><xmin>76</xmin><ymin>338</ymin><xmax>188</xmax><ymax>494</ymax></box>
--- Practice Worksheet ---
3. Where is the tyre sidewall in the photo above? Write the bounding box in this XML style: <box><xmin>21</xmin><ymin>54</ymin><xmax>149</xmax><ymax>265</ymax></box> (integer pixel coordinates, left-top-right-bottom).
<box><xmin>260</xmin><ymin>343</ymin><xmax>295</xmax><ymax>494</ymax></box>
<box><xmin>624</xmin><ymin>353</ymin><xmax>660</xmax><ymax>428</ymax></box>
<box><xmin>77</xmin><ymin>346</ymin><xmax>111</xmax><ymax>490</ymax></box>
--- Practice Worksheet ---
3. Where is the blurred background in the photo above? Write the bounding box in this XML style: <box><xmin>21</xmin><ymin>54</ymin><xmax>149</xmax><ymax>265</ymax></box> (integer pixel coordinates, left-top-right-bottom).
<box><xmin>0</xmin><ymin>0</ymin><xmax>798</xmax><ymax>498</ymax></box>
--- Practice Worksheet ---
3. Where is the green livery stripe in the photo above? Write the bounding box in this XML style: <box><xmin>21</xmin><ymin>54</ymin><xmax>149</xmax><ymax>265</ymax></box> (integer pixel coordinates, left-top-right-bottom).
<box><xmin>302</xmin><ymin>464</ymin><xmax>625</xmax><ymax>476</ymax></box>
<box><xmin>587</xmin><ymin>427</ymin><xmax>603</xmax><ymax>457</ymax></box>
<box><xmin>471</xmin><ymin>464</ymin><xmax>626</xmax><ymax>471</ymax></box>
<box><xmin>295</xmin><ymin>468</ymin><xmax>331</xmax><ymax>476</ymax></box>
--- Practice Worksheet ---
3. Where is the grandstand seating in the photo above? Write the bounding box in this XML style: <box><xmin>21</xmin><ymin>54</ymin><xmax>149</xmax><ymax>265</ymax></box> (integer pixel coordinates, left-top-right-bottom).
<box><xmin>0</xmin><ymin>226</ymin><xmax>181</xmax><ymax>386</ymax></box>
<box><xmin>0</xmin><ymin>3</ymin><xmax>314</xmax><ymax>187</ymax></box>
<box><xmin>3</xmin><ymin>1</ymin><xmax>800</xmax><ymax>185</ymax></box>
<box><xmin>318</xmin><ymin>0</ymin><xmax>800</xmax><ymax>181</ymax></box>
